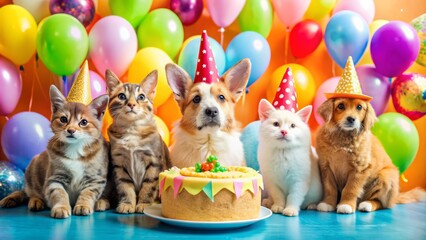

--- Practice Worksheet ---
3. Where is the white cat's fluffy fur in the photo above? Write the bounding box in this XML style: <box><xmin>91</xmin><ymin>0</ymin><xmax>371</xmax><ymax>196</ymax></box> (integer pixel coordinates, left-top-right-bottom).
<box><xmin>257</xmin><ymin>99</ymin><xmax>322</xmax><ymax>216</ymax></box>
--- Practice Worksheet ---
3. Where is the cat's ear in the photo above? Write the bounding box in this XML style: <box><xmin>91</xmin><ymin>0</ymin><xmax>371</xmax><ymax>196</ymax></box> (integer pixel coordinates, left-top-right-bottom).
<box><xmin>258</xmin><ymin>99</ymin><xmax>275</xmax><ymax>121</ymax></box>
<box><xmin>318</xmin><ymin>99</ymin><xmax>334</xmax><ymax>123</ymax></box>
<box><xmin>221</xmin><ymin>58</ymin><xmax>251</xmax><ymax>102</ymax></box>
<box><xmin>140</xmin><ymin>70</ymin><xmax>158</xmax><ymax>101</ymax></box>
<box><xmin>49</xmin><ymin>85</ymin><xmax>66</xmax><ymax>113</ymax></box>
<box><xmin>105</xmin><ymin>69</ymin><xmax>122</xmax><ymax>94</ymax></box>
<box><xmin>165</xmin><ymin>63</ymin><xmax>192</xmax><ymax>104</ymax></box>
<box><xmin>297</xmin><ymin>105</ymin><xmax>312</xmax><ymax>123</ymax></box>
<box><xmin>89</xmin><ymin>94</ymin><xmax>109</xmax><ymax>121</ymax></box>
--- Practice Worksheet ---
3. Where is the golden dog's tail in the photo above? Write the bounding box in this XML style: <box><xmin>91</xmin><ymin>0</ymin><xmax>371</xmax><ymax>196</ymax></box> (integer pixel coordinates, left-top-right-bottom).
<box><xmin>397</xmin><ymin>188</ymin><xmax>426</xmax><ymax>204</ymax></box>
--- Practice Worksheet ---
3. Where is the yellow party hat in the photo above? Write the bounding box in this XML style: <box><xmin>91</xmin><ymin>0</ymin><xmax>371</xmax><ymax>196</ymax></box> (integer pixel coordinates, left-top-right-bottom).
<box><xmin>67</xmin><ymin>60</ymin><xmax>92</xmax><ymax>105</ymax></box>
<box><xmin>325</xmin><ymin>56</ymin><xmax>372</xmax><ymax>101</ymax></box>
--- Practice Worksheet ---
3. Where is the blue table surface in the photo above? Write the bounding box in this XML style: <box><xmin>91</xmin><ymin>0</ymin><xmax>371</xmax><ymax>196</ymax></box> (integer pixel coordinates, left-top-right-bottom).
<box><xmin>1</xmin><ymin>202</ymin><xmax>425</xmax><ymax>240</ymax></box>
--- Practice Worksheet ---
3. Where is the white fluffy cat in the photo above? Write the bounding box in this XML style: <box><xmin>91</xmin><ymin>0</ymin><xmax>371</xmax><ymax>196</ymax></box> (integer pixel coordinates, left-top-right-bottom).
<box><xmin>257</xmin><ymin>99</ymin><xmax>322</xmax><ymax>217</ymax></box>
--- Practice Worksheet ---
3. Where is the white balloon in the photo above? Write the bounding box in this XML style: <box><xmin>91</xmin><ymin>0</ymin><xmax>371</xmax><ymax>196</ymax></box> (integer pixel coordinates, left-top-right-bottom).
<box><xmin>13</xmin><ymin>0</ymin><xmax>50</xmax><ymax>23</ymax></box>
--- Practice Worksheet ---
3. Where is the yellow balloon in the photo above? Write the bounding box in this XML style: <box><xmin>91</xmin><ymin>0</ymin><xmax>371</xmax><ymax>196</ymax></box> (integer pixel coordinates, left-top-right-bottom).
<box><xmin>266</xmin><ymin>64</ymin><xmax>316</xmax><ymax>109</ymax></box>
<box><xmin>0</xmin><ymin>5</ymin><xmax>37</xmax><ymax>65</ymax></box>
<box><xmin>358</xmin><ymin>19</ymin><xmax>389</xmax><ymax>65</ymax></box>
<box><xmin>154</xmin><ymin>115</ymin><xmax>170</xmax><ymax>146</ymax></box>
<box><xmin>128</xmin><ymin>47</ymin><xmax>173</xmax><ymax>108</ymax></box>
<box><xmin>304</xmin><ymin>0</ymin><xmax>336</xmax><ymax>21</ymax></box>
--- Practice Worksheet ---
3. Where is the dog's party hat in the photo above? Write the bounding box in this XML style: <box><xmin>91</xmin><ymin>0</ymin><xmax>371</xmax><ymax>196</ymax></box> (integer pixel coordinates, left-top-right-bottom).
<box><xmin>325</xmin><ymin>56</ymin><xmax>372</xmax><ymax>101</ymax></box>
<box><xmin>67</xmin><ymin>60</ymin><xmax>92</xmax><ymax>105</ymax></box>
<box><xmin>272</xmin><ymin>67</ymin><xmax>298</xmax><ymax>112</ymax></box>
<box><xmin>193</xmin><ymin>30</ymin><xmax>220</xmax><ymax>84</ymax></box>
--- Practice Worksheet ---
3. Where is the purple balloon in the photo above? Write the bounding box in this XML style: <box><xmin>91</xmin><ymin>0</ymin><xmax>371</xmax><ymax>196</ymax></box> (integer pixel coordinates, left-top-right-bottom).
<box><xmin>356</xmin><ymin>65</ymin><xmax>391</xmax><ymax>116</ymax></box>
<box><xmin>0</xmin><ymin>56</ymin><xmax>22</xmax><ymax>116</ymax></box>
<box><xmin>1</xmin><ymin>112</ymin><xmax>53</xmax><ymax>170</ymax></box>
<box><xmin>170</xmin><ymin>0</ymin><xmax>203</xmax><ymax>25</ymax></box>
<box><xmin>371</xmin><ymin>21</ymin><xmax>420</xmax><ymax>78</ymax></box>
<box><xmin>50</xmin><ymin>0</ymin><xmax>95</xmax><ymax>27</ymax></box>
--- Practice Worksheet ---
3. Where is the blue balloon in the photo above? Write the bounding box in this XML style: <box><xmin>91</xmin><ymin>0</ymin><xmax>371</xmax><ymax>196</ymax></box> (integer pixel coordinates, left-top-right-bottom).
<box><xmin>324</xmin><ymin>10</ymin><xmax>369</xmax><ymax>68</ymax></box>
<box><xmin>1</xmin><ymin>112</ymin><xmax>53</xmax><ymax>170</ymax></box>
<box><xmin>178</xmin><ymin>36</ymin><xmax>226</xmax><ymax>80</ymax></box>
<box><xmin>226</xmin><ymin>31</ymin><xmax>270</xmax><ymax>87</ymax></box>
<box><xmin>240</xmin><ymin>120</ymin><xmax>260</xmax><ymax>171</ymax></box>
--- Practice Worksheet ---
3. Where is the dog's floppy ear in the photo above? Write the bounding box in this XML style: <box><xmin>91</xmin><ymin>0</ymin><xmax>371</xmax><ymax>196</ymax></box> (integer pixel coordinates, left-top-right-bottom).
<box><xmin>258</xmin><ymin>99</ymin><xmax>275</xmax><ymax>121</ymax></box>
<box><xmin>222</xmin><ymin>58</ymin><xmax>251</xmax><ymax>102</ymax></box>
<box><xmin>363</xmin><ymin>102</ymin><xmax>378</xmax><ymax>130</ymax></box>
<box><xmin>317</xmin><ymin>99</ymin><xmax>334</xmax><ymax>123</ymax></box>
<box><xmin>165</xmin><ymin>63</ymin><xmax>192</xmax><ymax>104</ymax></box>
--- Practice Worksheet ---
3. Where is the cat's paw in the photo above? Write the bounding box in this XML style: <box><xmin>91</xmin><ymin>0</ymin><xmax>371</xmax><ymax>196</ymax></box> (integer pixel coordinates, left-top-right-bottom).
<box><xmin>306</xmin><ymin>203</ymin><xmax>317</xmax><ymax>210</ymax></box>
<box><xmin>271</xmin><ymin>204</ymin><xmax>284</xmax><ymax>213</ymax></box>
<box><xmin>116</xmin><ymin>203</ymin><xmax>135</xmax><ymax>214</ymax></box>
<box><xmin>0</xmin><ymin>197</ymin><xmax>17</xmax><ymax>208</ymax></box>
<box><xmin>317</xmin><ymin>202</ymin><xmax>335</xmax><ymax>212</ymax></box>
<box><xmin>95</xmin><ymin>199</ymin><xmax>110</xmax><ymax>212</ymax></box>
<box><xmin>28</xmin><ymin>198</ymin><xmax>45</xmax><ymax>211</ymax></box>
<box><xmin>262</xmin><ymin>198</ymin><xmax>273</xmax><ymax>208</ymax></box>
<box><xmin>337</xmin><ymin>204</ymin><xmax>353</xmax><ymax>214</ymax></box>
<box><xmin>135</xmin><ymin>203</ymin><xmax>150</xmax><ymax>213</ymax></box>
<box><xmin>51</xmin><ymin>205</ymin><xmax>72</xmax><ymax>219</ymax></box>
<box><xmin>283</xmin><ymin>207</ymin><xmax>299</xmax><ymax>217</ymax></box>
<box><xmin>73</xmin><ymin>204</ymin><xmax>94</xmax><ymax>216</ymax></box>
<box><xmin>358</xmin><ymin>201</ymin><xmax>373</xmax><ymax>212</ymax></box>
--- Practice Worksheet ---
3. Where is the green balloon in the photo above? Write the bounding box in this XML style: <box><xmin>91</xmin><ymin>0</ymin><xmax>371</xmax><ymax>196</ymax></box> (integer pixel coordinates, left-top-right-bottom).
<box><xmin>36</xmin><ymin>14</ymin><xmax>88</xmax><ymax>76</ymax></box>
<box><xmin>109</xmin><ymin>0</ymin><xmax>152</xmax><ymax>28</ymax></box>
<box><xmin>137</xmin><ymin>9</ymin><xmax>183</xmax><ymax>59</ymax></box>
<box><xmin>238</xmin><ymin>0</ymin><xmax>273</xmax><ymax>38</ymax></box>
<box><xmin>371</xmin><ymin>112</ymin><xmax>419</xmax><ymax>173</ymax></box>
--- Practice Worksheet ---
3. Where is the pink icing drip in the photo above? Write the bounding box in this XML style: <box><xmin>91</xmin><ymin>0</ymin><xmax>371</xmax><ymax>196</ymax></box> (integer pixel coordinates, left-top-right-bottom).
<box><xmin>173</xmin><ymin>176</ymin><xmax>184</xmax><ymax>198</ymax></box>
<box><xmin>252</xmin><ymin>178</ymin><xmax>258</xmax><ymax>197</ymax></box>
<box><xmin>159</xmin><ymin>177</ymin><xmax>166</xmax><ymax>197</ymax></box>
<box><xmin>234</xmin><ymin>181</ymin><xmax>244</xmax><ymax>199</ymax></box>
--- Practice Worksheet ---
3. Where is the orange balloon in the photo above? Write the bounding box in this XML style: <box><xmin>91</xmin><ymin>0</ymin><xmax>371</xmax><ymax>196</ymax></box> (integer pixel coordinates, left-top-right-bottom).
<box><xmin>266</xmin><ymin>64</ymin><xmax>316</xmax><ymax>109</ymax></box>
<box><xmin>156</xmin><ymin>94</ymin><xmax>182</xmax><ymax>131</ymax></box>
<box><xmin>97</xmin><ymin>0</ymin><xmax>111</xmax><ymax>17</ymax></box>
<box><xmin>154</xmin><ymin>115</ymin><xmax>170</xmax><ymax>146</ymax></box>
<box><xmin>102</xmin><ymin>108</ymin><xmax>113</xmax><ymax>141</ymax></box>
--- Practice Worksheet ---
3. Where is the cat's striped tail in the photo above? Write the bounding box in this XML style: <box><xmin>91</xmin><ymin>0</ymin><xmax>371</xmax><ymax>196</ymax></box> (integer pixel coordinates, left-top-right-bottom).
<box><xmin>0</xmin><ymin>190</ymin><xmax>27</xmax><ymax>208</ymax></box>
<box><xmin>397</xmin><ymin>188</ymin><xmax>426</xmax><ymax>204</ymax></box>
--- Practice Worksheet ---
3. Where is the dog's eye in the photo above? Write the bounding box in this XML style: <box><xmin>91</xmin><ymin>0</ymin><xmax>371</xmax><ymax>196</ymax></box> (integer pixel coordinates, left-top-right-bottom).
<box><xmin>290</xmin><ymin>123</ymin><xmax>296</xmax><ymax>128</ymax></box>
<box><xmin>60</xmin><ymin>116</ymin><xmax>68</xmax><ymax>123</ymax></box>
<box><xmin>118</xmin><ymin>93</ymin><xmax>127</xmax><ymax>100</ymax></box>
<box><xmin>193</xmin><ymin>95</ymin><xmax>201</xmax><ymax>104</ymax></box>
<box><xmin>137</xmin><ymin>94</ymin><xmax>145</xmax><ymax>101</ymax></box>
<box><xmin>273</xmin><ymin>122</ymin><xmax>279</xmax><ymax>127</ymax></box>
<box><xmin>356</xmin><ymin>104</ymin><xmax>362</xmax><ymax>111</ymax></box>
<box><xmin>218</xmin><ymin>94</ymin><xmax>225</xmax><ymax>101</ymax></box>
<box><xmin>79</xmin><ymin>119</ymin><xmax>88</xmax><ymax>127</ymax></box>
<box><xmin>337</xmin><ymin>103</ymin><xmax>345</xmax><ymax>110</ymax></box>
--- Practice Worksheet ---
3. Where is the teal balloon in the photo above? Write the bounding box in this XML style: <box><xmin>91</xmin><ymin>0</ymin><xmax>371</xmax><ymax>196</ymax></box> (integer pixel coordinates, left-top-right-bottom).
<box><xmin>241</xmin><ymin>121</ymin><xmax>260</xmax><ymax>171</ymax></box>
<box><xmin>178</xmin><ymin>37</ymin><xmax>226</xmax><ymax>80</ymax></box>
<box><xmin>371</xmin><ymin>112</ymin><xmax>419</xmax><ymax>173</ymax></box>
<box><xmin>238</xmin><ymin>0</ymin><xmax>273</xmax><ymax>38</ymax></box>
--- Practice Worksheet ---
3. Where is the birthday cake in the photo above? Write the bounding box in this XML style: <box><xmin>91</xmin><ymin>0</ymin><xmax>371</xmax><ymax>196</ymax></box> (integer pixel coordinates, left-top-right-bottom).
<box><xmin>159</xmin><ymin>155</ymin><xmax>263</xmax><ymax>221</ymax></box>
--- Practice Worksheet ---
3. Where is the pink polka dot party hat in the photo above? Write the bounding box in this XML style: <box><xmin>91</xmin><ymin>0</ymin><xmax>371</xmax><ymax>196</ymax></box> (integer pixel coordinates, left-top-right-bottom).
<box><xmin>272</xmin><ymin>67</ymin><xmax>298</xmax><ymax>113</ymax></box>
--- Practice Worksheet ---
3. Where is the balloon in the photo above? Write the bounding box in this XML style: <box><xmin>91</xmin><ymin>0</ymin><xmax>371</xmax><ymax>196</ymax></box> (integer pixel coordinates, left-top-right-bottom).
<box><xmin>97</xmin><ymin>0</ymin><xmax>110</xmax><ymax>17</ymax></box>
<box><xmin>178</xmin><ymin>36</ymin><xmax>226</xmax><ymax>80</ymax></box>
<box><xmin>226</xmin><ymin>31</ymin><xmax>270</xmax><ymax>87</ymax></box>
<box><xmin>170</xmin><ymin>0</ymin><xmax>203</xmax><ymax>26</ymax></box>
<box><xmin>358</xmin><ymin>19</ymin><xmax>389</xmax><ymax>65</ymax></box>
<box><xmin>237</xmin><ymin>0</ymin><xmax>273</xmax><ymax>38</ymax></box>
<box><xmin>36</xmin><ymin>14</ymin><xmax>89</xmax><ymax>76</ymax></box>
<box><xmin>371</xmin><ymin>21</ymin><xmax>420</xmax><ymax>78</ymax></box>
<box><xmin>67</xmin><ymin>70</ymin><xmax>106</xmax><ymax>99</ymax></box>
<box><xmin>271</xmin><ymin>0</ymin><xmax>311</xmax><ymax>29</ymax></box>
<box><xmin>356</xmin><ymin>65</ymin><xmax>391</xmax><ymax>116</ymax></box>
<box><xmin>304</xmin><ymin>0</ymin><xmax>336</xmax><ymax>21</ymax></box>
<box><xmin>332</xmin><ymin>0</ymin><xmax>375</xmax><ymax>24</ymax></box>
<box><xmin>0</xmin><ymin>5</ymin><xmax>37</xmax><ymax>65</ymax></box>
<box><xmin>0</xmin><ymin>56</ymin><xmax>22</xmax><ymax>116</ymax></box>
<box><xmin>371</xmin><ymin>112</ymin><xmax>419</xmax><ymax>174</ymax></box>
<box><xmin>324</xmin><ymin>10</ymin><xmax>369</xmax><ymax>68</ymax></box>
<box><xmin>157</xmin><ymin>94</ymin><xmax>182</xmax><ymax>131</ymax></box>
<box><xmin>411</xmin><ymin>14</ymin><xmax>426</xmax><ymax>67</ymax></box>
<box><xmin>267</xmin><ymin>64</ymin><xmax>316</xmax><ymax>109</ymax></box>
<box><xmin>154</xmin><ymin>115</ymin><xmax>170</xmax><ymax>146</ymax></box>
<box><xmin>89</xmin><ymin>16</ymin><xmax>138</xmax><ymax>78</ymax></box>
<box><xmin>241</xmin><ymin>120</ymin><xmax>260</xmax><ymax>171</ymax></box>
<box><xmin>289</xmin><ymin>20</ymin><xmax>323</xmax><ymax>59</ymax></box>
<box><xmin>49</xmin><ymin>0</ymin><xmax>95</xmax><ymax>27</ymax></box>
<box><xmin>13</xmin><ymin>0</ymin><xmax>50</xmax><ymax>23</ymax></box>
<box><xmin>0</xmin><ymin>161</ymin><xmax>24</xmax><ymax>200</ymax></box>
<box><xmin>391</xmin><ymin>73</ymin><xmax>426</xmax><ymax>121</ymax></box>
<box><xmin>206</xmin><ymin>0</ymin><xmax>245</xmax><ymax>28</ymax></box>
<box><xmin>137</xmin><ymin>9</ymin><xmax>184</xmax><ymax>59</ymax></box>
<box><xmin>1</xmin><ymin>112</ymin><xmax>53</xmax><ymax>170</ymax></box>
<box><xmin>128</xmin><ymin>47</ymin><xmax>173</xmax><ymax>108</ymax></box>
<box><xmin>109</xmin><ymin>0</ymin><xmax>152</xmax><ymax>28</ymax></box>
<box><xmin>102</xmin><ymin>108</ymin><xmax>113</xmax><ymax>141</ymax></box>
<box><xmin>313</xmin><ymin>77</ymin><xmax>339</xmax><ymax>125</ymax></box>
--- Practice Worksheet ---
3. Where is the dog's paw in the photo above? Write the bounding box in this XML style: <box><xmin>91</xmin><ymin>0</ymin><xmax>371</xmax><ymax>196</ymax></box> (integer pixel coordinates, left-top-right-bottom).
<box><xmin>271</xmin><ymin>204</ymin><xmax>284</xmax><ymax>213</ymax></box>
<box><xmin>306</xmin><ymin>203</ymin><xmax>317</xmax><ymax>210</ymax></box>
<box><xmin>135</xmin><ymin>203</ymin><xmax>150</xmax><ymax>213</ymax></box>
<box><xmin>317</xmin><ymin>202</ymin><xmax>335</xmax><ymax>212</ymax></box>
<box><xmin>116</xmin><ymin>203</ymin><xmax>135</xmax><ymax>214</ymax></box>
<box><xmin>262</xmin><ymin>198</ymin><xmax>273</xmax><ymax>208</ymax></box>
<box><xmin>358</xmin><ymin>201</ymin><xmax>373</xmax><ymax>212</ymax></box>
<box><xmin>95</xmin><ymin>199</ymin><xmax>110</xmax><ymax>212</ymax></box>
<box><xmin>73</xmin><ymin>204</ymin><xmax>94</xmax><ymax>216</ymax></box>
<box><xmin>51</xmin><ymin>205</ymin><xmax>72</xmax><ymax>219</ymax></box>
<box><xmin>337</xmin><ymin>204</ymin><xmax>354</xmax><ymax>214</ymax></box>
<box><xmin>283</xmin><ymin>207</ymin><xmax>299</xmax><ymax>217</ymax></box>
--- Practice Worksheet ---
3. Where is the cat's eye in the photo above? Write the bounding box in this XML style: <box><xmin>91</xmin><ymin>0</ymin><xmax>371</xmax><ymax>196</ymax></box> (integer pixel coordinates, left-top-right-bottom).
<box><xmin>218</xmin><ymin>95</ymin><xmax>225</xmax><ymax>101</ymax></box>
<box><xmin>356</xmin><ymin>104</ymin><xmax>362</xmax><ymax>111</ymax></box>
<box><xmin>137</xmin><ymin>94</ymin><xmax>145</xmax><ymax>101</ymax></box>
<box><xmin>79</xmin><ymin>119</ymin><xmax>88</xmax><ymax>127</ymax></box>
<box><xmin>273</xmin><ymin>121</ymin><xmax>279</xmax><ymax>127</ymax></box>
<box><xmin>118</xmin><ymin>93</ymin><xmax>126</xmax><ymax>100</ymax></box>
<box><xmin>60</xmin><ymin>116</ymin><xmax>68</xmax><ymax>123</ymax></box>
<box><xmin>337</xmin><ymin>103</ymin><xmax>345</xmax><ymax>110</ymax></box>
<box><xmin>291</xmin><ymin>123</ymin><xmax>296</xmax><ymax>128</ymax></box>
<box><xmin>193</xmin><ymin>95</ymin><xmax>201</xmax><ymax>104</ymax></box>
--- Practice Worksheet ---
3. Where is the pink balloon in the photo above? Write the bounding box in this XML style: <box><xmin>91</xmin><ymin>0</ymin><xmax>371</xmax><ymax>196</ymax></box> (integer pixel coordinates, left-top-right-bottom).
<box><xmin>272</xmin><ymin>0</ymin><xmax>311</xmax><ymax>29</ymax></box>
<box><xmin>88</xmin><ymin>16</ymin><xmax>137</xmax><ymax>78</ymax></box>
<box><xmin>0</xmin><ymin>56</ymin><xmax>22</xmax><ymax>116</ymax></box>
<box><xmin>313</xmin><ymin>77</ymin><xmax>339</xmax><ymax>125</ymax></box>
<box><xmin>333</xmin><ymin>0</ymin><xmax>375</xmax><ymax>24</ymax></box>
<box><xmin>206</xmin><ymin>0</ymin><xmax>245</xmax><ymax>28</ymax></box>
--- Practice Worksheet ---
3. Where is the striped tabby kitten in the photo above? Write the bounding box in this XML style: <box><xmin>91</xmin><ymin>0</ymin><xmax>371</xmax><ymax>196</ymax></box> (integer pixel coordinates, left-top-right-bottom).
<box><xmin>0</xmin><ymin>85</ymin><xmax>109</xmax><ymax>219</ymax></box>
<box><xmin>106</xmin><ymin>69</ymin><xmax>171</xmax><ymax>214</ymax></box>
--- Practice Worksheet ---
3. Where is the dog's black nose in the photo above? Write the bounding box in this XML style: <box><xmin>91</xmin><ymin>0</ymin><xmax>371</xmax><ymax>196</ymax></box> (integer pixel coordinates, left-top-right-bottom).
<box><xmin>205</xmin><ymin>107</ymin><xmax>218</xmax><ymax>117</ymax></box>
<box><xmin>346</xmin><ymin>117</ymin><xmax>355</xmax><ymax>124</ymax></box>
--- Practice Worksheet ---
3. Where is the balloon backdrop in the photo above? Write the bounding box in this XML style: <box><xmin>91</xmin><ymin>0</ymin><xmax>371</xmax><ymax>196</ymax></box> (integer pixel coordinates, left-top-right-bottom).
<box><xmin>89</xmin><ymin>15</ymin><xmax>137</xmax><ymax>78</ymax></box>
<box><xmin>0</xmin><ymin>4</ymin><xmax>37</xmax><ymax>65</ymax></box>
<box><xmin>241</xmin><ymin>120</ymin><xmax>260</xmax><ymax>171</ymax></box>
<box><xmin>206</xmin><ymin>0</ymin><xmax>245</xmax><ymax>29</ymax></box>
<box><xmin>238</xmin><ymin>0</ymin><xmax>273</xmax><ymax>38</ymax></box>
<box><xmin>332</xmin><ymin>0</ymin><xmax>375</xmax><ymax>24</ymax></box>
<box><xmin>371</xmin><ymin>112</ymin><xmax>419</xmax><ymax>174</ymax></box>
<box><xmin>0</xmin><ymin>56</ymin><xmax>22</xmax><ymax>116</ymax></box>
<box><xmin>289</xmin><ymin>20</ymin><xmax>323</xmax><ymax>59</ymax></box>
<box><xmin>170</xmin><ymin>0</ymin><xmax>203</xmax><ymax>26</ymax></box>
<box><xmin>154</xmin><ymin>115</ymin><xmax>170</xmax><ymax>146</ymax></box>
<box><xmin>411</xmin><ymin>14</ymin><xmax>426</xmax><ymax>67</ymax></box>
<box><xmin>304</xmin><ymin>0</ymin><xmax>336</xmax><ymax>21</ymax></box>
<box><xmin>109</xmin><ymin>0</ymin><xmax>152</xmax><ymax>28</ymax></box>
<box><xmin>358</xmin><ymin>19</ymin><xmax>389</xmax><ymax>65</ymax></box>
<box><xmin>272</xmin><ymin>0</ymin><xmax>311</xmax><ymax>29</ymax></box>
<box><xmin>0</xmin><ymin>161</ymin><xmax>24</xmax><ymax>200</ymax></box>
<box><xmin>313</xmin><ymin>76</ymin><xmax>339</xmax><ymax>124</ymax></box>
<box><xmin>13</xmin><ymin>0</ymin><xmax>50</xmax><ymax>23</ymax></box>
<box><xmin>371</xmin><ymin>21</ymin><xmax>420</xmax><ymax>77</ymax></box>
<box><xmin>36</xmin><ymin>13</ymin><xmax>88</xmax><ymax>76</ymax></box>
<box><xmin>49</xmin><ymin>0</ymin><xmax>95</xmax><ymax>27</ymax></box>
<box><xmin>226</xmin><ymin>31</ymin><xmax>271</xmax><ymax>88</ymax></box>
<box><xmin>1</xmin><ymin>112</ymin><xmax>53</xmax><ymax>170</ymax></box>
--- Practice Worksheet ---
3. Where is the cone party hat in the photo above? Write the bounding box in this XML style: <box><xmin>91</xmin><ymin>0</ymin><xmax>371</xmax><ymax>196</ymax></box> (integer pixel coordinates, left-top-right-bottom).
<box><xmin>272</xmin><ymin>67</ymin><xmax>298</xmax><ymax>113</ymax></box>
<box><xmin>67</xmin><ymin>60</ymin><xmax>92</xmax><ymax>105</ymax></box>
<box><xmin>325</xmin><ymin>56</ymin><xmax>372</xmax><ymax>101</ymax></box>
<box><xmin>193</xmin><ymin>30</ymin><xmax>220</xmax><ymax>84</ymax></box>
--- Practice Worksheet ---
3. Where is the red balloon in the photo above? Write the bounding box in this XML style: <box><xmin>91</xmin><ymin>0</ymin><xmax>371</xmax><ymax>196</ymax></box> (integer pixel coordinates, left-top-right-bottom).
<box><xmin>289</xmin><ymin>20</ymin><xmax>322</xmax><ymax>58</ymax></box>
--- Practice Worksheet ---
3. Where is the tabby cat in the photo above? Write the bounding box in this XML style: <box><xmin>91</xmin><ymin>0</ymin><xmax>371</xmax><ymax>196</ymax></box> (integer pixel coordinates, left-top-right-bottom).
<box><xmin>106</xmin><ymin>69</ymin><xmax>171</xmax><ymax>214</ymax></box>
<box><xmin>0</xmin><ymin>85</ymin><xmax>109</xmax><ymax>219</ymax></box>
